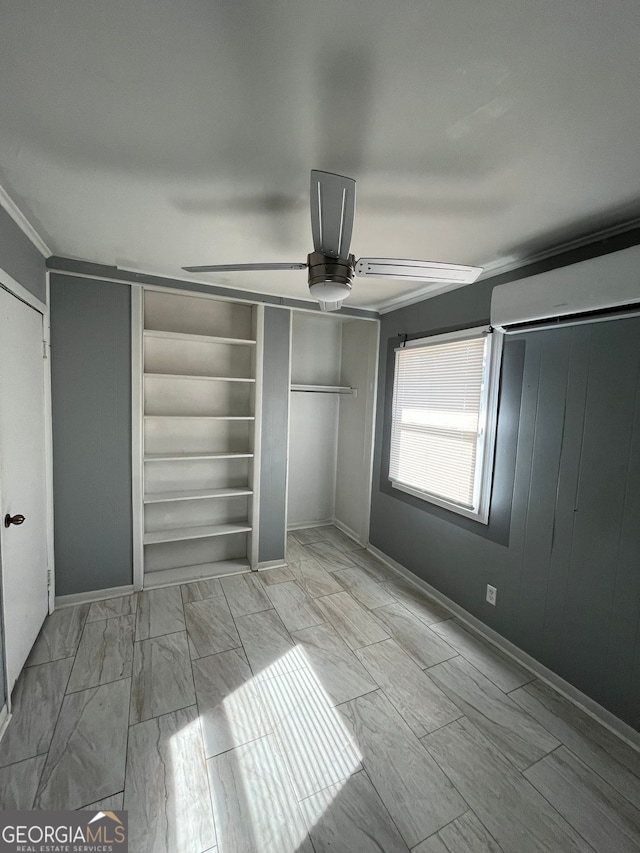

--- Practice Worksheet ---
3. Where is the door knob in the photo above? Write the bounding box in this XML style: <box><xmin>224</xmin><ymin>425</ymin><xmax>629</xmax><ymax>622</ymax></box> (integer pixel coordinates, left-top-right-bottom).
<box><xmin>4</xmin><ymin>514</ymin><xmax>25</xmax><ymax>528</ymax></box>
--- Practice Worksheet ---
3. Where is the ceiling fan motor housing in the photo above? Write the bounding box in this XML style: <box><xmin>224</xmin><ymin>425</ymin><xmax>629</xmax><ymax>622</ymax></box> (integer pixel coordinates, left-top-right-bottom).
<box><xmin>307</xmin><ymin>251</ymin><xmax>355</xmax><ymax>303</ymax></box>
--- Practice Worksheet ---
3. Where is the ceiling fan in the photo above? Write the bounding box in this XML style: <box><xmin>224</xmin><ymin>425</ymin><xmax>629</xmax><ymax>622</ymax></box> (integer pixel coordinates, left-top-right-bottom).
<box><xmin>183</xmin><ymin>170</ymin><xmax>483</xmax><ymax>311</ymax></box>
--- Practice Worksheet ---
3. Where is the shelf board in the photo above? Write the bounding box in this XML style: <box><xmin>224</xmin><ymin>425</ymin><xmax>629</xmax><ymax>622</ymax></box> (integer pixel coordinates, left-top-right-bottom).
<box><xmin>290</xmin><ymin>384</ymin><xmax>355</xmax><ymax>395</ymax></box>
<box><xmin>144</xmin><ymin>452</ymin><xmax>253</xmax><ymax>462</ymax></box>
<box><xmin>144</xmin><ymin>373</ymin><xmax>255</xmax><ymax>383</ymax></box>
<box><xmin>143</xmin><ymin>559</ymin><xmax>251</xmax><ymax>588</ymax></box>
<box><xmin>144</xmin><ymin>487</ymin><xmax>252</xmax><ymax>504</ymax></box>
<box><xmin>144</xmin><ymin>330</ymin><xmax>256</xmax><ymax>346</ymax></box>
<box><xmin>144</xmin><ymin>522</ymin><xmax>252</xmax><ymax>545</ymax></box>
<box><xmin>144</xmin><ymin>415</ymin><xmax>254</xmax><ymax>420</ymax></box>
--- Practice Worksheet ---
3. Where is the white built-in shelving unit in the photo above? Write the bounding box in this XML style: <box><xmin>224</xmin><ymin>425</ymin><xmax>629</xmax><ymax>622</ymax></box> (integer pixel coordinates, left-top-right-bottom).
<box><xmin>141</xmin><ymin>289</ymin><xmax>260</xmax><ymax>587</ymax></box>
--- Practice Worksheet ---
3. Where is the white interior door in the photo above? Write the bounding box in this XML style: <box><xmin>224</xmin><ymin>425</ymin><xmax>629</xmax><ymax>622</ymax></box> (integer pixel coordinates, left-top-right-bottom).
<box><xmin>0</xmin><ymin>286</ymin><xmax>49</xmax><ymax>692</ymax></box>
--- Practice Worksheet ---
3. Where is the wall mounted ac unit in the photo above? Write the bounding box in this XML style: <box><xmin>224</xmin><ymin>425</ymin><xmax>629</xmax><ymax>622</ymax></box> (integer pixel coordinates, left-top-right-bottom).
<box><xmin>490</xmin><ymin>244</ymin><xmax>640</xmax><ymax>334</ymax></box>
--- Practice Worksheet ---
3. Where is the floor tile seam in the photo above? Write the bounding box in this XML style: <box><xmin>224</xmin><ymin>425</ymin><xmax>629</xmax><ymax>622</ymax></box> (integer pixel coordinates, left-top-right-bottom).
<box><xmin>66</xmin><ymin>671</ymin><xmax>134</xmax><ymax>696</ymax></box>
<box><xmin>86</xmin><ymin>590</ymin><xmax>139</xmax><ymax>622</ymax></box>
<box><xmin>203</xmin><ymin>729</ymin><xmax>272</xmax><ymax>763</ymax></box>
<box><xmin>507</xmin><ymin>680</ymin><xmax>640</xmax><ymax>791</ymax></box>
<box><xmin>32</xmin><ymin>644</ymin><xmax>80</xmax><ymax>800</ymax></box>
<box><xmin>358</xmin><ymin>733</ymin><xmax>468</xmax><ymax>852</ymax></box>
<box><xmin>422</xmin><ymin>716</ymin><xmax>591</xmax><ymax>850</ymax></box>
<box><xmin>81</xmin><ymin>611</ymin><xmax>138</xmax><ymax>628</ymax></box>
<box><xmin>417</xmin><ymin>720</ymin><xmax>482</xmax><ymax>834</ymax></box>
<box><xmin>427</xmin><ymin>652</ymin><xmax>544</xmax><ymax>711</ymax></box>
<box><xmin>78</xmin><ymin>789</ymin><xmax>125</xmax><ymax>811</ymax></box>
<box><xmin>191</xmin><ymin>655</ymin><xmax>220</xmax><ymax>849</ymax></box>
<box><xmin>128</xmin><ymin>632</ymin><xmax>194</xmax><ymax>727</ymax></box>
<box><xmin>267</xmin><ymin>711</ymin><xmax>363</xmax><ymax>803</ymax></box>
<box><xmin>361</xmin><ymin>671</ymin><xmax>467</xmax><ymax>742</ymax></box>
<box><xmin>227</xmin><ymin>571</ymin><xmax>276</xmax><ymax>617</ymax></box>
<box><xmin>189</xmin><ymin>643</ymin><xmax>246</xmax><ymax>664</ymax></box>
<box><xmin>429</xmin><ymin>638</ymin><xmax>537</xmax><ymax>693</ymax></box>
<box><xmin>224</xmin><ymin>598</ymin><xmax>297</xmax><ymax>682</ymax></box>
<box><xmin>411</xmin><ymin>808</ymin><xmax>477</xmax><ymax>852</ymax></box>
<box><xmin>127</xmin><ymin>702</ymin><xmax>199</xmax><ymax>734</ymax></box>
<box><xmin>425</xmin><ymin>652</ymin><xmax>561</xmax><ymax>740</ymax></box>
<box><xmin>265</xmin><ymin>720</ymin><xmax>328</xmax><ymax>831</ymax></box>
<box><xmin>313</xmin><ymin>590</ymin><xmax>391</xmax><ymax>648</ymax></box>
<box><xmin>306</xmin><ymin>762</ymin><xmax>410</xmax><ymax>853</ymax></box>
<box><xmin>518</xmin><ymin>750</ymin><xmax>606</xmax><ymax>852</ymax></box>
<box><xmin>133</xmin><ymin>627</ymin><xmax>189</xmax><ymax>644</ymax></box>
<box><xmin>424</xmin><ymin>684</ymin><xmax>562</xmax><ymax>774</ymax></box>
<box><xmin>0</xmin><ymin>751</ymin><xmax>48</xmax><ymax>772</ymax></box>
<box><xmin>524</xmin><ymin>741</ymin><xmax>640</xmax><ymax>814</ymax></box>
<box><xmin>422</xmin><ymin>807</ymin><xmax>508</xmax><ymax>853</ymax></box>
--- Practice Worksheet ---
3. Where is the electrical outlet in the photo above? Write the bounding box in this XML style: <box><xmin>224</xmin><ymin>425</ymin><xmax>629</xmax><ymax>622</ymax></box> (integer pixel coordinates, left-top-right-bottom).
<box><xmin>486</xmin><ymin>584</ymin><xmax>497</xmax><ymax>606</ymax></box>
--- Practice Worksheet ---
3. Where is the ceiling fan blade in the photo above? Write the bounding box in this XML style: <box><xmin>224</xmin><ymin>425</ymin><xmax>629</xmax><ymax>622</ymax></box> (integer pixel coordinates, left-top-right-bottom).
<box><xmin>182</xmin><ymin>262</ymin><xmax>307</xmax><ymax>273</ymax></box>
<box><xmin>355</xmin><ymin>258</ymin><xmax>483</xmax><ymax>284</ymax></box>
<box><xmin>310</xmin><ymin>170</ymin><xmax>356</xmax><ymax>259</ymax></box>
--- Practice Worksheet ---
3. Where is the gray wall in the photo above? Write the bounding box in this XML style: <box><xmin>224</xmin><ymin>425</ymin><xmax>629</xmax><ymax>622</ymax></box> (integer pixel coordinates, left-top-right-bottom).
<box><xmin>258</xmin><ymin>307</ymin><xmax>291</xmax><ymax>562</ymax></box>
<box><xmin>371</xmin><ymin>265</ymin><xmax>640</xmax><ymax>731</ymax></box>
<box><xmin>0</xmin><ymin>204</ymin><xmax>46</xmax><ymax>303</ymax></box>
<box><xmin>50</xmin><ymin>274</ymin><xmax>132</xmax><ymax>595</ymax></box>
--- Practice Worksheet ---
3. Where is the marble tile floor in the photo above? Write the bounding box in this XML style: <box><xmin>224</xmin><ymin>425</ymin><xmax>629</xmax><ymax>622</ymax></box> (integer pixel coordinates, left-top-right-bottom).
<box><xmin>0</xmin><ymin>524</ymin><xmax>639</xmax><ymax>853</ymax></box>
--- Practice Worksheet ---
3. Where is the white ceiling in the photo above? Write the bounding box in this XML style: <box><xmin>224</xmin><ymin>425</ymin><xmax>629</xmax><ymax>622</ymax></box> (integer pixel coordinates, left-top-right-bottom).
<box><xmin>1</xmin><ymin>0</ymin><xmax>640</xmax><ymax>311</ymax></box>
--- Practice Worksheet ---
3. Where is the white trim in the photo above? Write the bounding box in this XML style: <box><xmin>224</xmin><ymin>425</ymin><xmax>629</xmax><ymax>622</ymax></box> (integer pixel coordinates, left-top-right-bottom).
<box><xmin>131</xmin><ymin>286</ymin><xmax>144</xmax><ymax>590</ymax></box>
<box><xmin>331</xmin><ymin>517</ymin><xmax>363</xmax><ymax>546</ymax></box>
<box><xmin>366</xmin><ymin>543</ymin><xmax>640</xmax><ymax>754</ymax></box>
<box><xmin>389</xmin><ymin>328</ymin><xmax>502</xmax><ymax>525</ymax></box>
<box><xmin>375</xmin><ymin>280</ymin><xmax>477</xmax><ymax>315</ymax></box>
<box><xmin>0</xmin><ymin>183</ymin><xmax>51</xmax><ymax>257</ymax></box>
<box><xmin>47</xmin><ymin>268</ymin><xmax>379</xmax><ymax>319</ymax></box>
<box><xmin>283</xmin><ymin>309</ymin><xmax>293</xmax><ymax>551</ymax></box>
<box><xmin>0</xmin><ymin>705</ymin><xmax>11</xmax><ymax>742</ymax></box>
<box><xmin>287</xmin><ymin>519</ymin><xmax>334</xmax><ymax>531</ymax></box>
<box><xmin>361</xmin><ymin>318</ymin><xmax>380</xmax><ymax>545</ymax></box>
<box><xmin>257</xmin><ymin>559</ymin><xmax>288</xmax><ymax>571</ymax></box>
<box><xmin>55</xmin><ymin>585</ymin><xmax>136</xmax><ymax>609</ymax></box>
<box><xmin>143</xmin><ymin>562</ymin><xmax>249</xmax><ymax>589</ymax></box>
<box><xmin>250</xmin><ymin>305</ymin><xmax>264</xmax><ymax>569</ymax></box>
<box><xmin>0</xmin><ymin>267</ymin><xmax>47</xmax><ymax>315</ymax></box>
<box><xmin>43</xmin><ymin>272</ymin><xmax>55</xmax><ymax>612</ymax></box>
<box><xmin>375</xmin><ymin>219</ymin><xmax>640</xmax><ymax>316</ymax></box>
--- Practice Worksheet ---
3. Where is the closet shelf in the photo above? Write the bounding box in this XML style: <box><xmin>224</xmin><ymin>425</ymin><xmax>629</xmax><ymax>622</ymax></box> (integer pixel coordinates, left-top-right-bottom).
<box><xmin>290</xmin><ymin>384</ymin><xmax>356</xmax><ymax>395</ymax></box>
<box><xmin>144</xmin><ymin>373</ymin><xmax>255</xmax><ymax>383</ymax></box>
<box><xmin>144</xmin><ymin>452</ymin><xmax>254</xmax><ymax>462</ymax></box>
<box><xmin>144</xmin><ymin>329</ymin><xmax>256</xmax><ymax>346</ymax></box>
<box><xmin>144</xmin><ymin>522</ymin><xmax>252</xmax><ymax>545</ymax></box>
<box><xmin>144</xmin><ymin>487</ymin><xmax>252</xmax><ymax>504</ymax></box>
<box><xmin>144</xmin><ymin>415</ymin><xmax>255</xmax><ymax>421</ymax></box>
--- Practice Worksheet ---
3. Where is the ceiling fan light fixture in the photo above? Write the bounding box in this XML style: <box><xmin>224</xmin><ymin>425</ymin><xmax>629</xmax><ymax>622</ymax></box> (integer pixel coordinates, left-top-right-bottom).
<box><xmin>309</xmin><ymin>280</ymin><xmax>351</xmax><ymax>303</ymax></box>
<box><xmin>307</xmin><ymin>250</ymin><xmax>354</xmax><ymax>307</ymax></box>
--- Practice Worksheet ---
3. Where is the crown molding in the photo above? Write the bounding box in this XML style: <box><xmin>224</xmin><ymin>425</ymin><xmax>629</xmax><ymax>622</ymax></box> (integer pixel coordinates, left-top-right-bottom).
<box><xmin>0</xmin><ymin>182</ymin><xmax>51</xmax><ymax>257</ymax></box>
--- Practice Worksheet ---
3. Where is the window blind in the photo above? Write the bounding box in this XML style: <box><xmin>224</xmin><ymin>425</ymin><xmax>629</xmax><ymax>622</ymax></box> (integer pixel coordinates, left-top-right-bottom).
<box><xmin>389</xmin><ymin>334</ymin><xmax>488</xmax><ymax>510</ymax></box>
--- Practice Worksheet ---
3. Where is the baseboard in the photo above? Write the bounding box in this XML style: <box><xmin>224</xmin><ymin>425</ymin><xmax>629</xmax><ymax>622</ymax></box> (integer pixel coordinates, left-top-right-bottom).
<box><xmin>287</xmin><ymin>519</ymin><xmax>333</xmax><ymax>531</ymax></box>
<box><xmin>54</xmin><ymin>584</ymin><xmax>136</xmax><ymax>609</ymax></box>
<box><xmin>257</xmin><ymin>559</ymin><xmax>288</xmax><ymax>571</ymax></box>
<box><xmin>332</xmin><ymin>517</ymin><xmax>363</xmax><ymax>545</ymax></box>
<box><xmin>366</xmin><ymin>543</ymin><xmax>640</xmax><ymax>754</ymax></box>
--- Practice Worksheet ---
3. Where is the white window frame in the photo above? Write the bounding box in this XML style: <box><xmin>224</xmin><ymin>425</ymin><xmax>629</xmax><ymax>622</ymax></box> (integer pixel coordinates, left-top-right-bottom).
<box><xmin>389</xmin><ymin>326</ymin><xmax>503</xmax><ymax>524</ymax></box>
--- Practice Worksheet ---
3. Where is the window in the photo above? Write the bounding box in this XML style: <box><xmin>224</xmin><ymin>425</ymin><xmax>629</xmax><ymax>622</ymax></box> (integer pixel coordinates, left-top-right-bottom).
<box><xmin>389</xmin><ymin>326</ymin><xmax>502</xmax><ymax>523</ymax></box>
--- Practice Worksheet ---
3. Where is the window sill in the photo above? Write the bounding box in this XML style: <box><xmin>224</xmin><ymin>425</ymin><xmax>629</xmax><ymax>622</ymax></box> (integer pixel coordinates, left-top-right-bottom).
<box><xmin>389</xmin><ymin>479</ymin><xmax>489</xmax><ymax>525</ymax></box>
